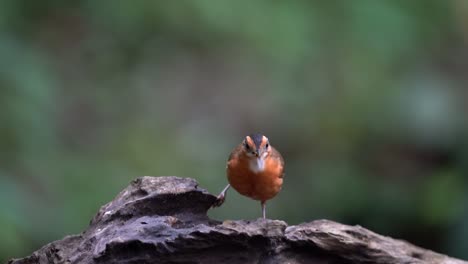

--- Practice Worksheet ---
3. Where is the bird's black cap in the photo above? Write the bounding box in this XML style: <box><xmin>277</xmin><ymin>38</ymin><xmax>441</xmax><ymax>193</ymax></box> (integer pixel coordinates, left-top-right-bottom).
<box><xmin>249</xmin><ymin>133</ymin><xmax>264</xmax><ymax>149</ymax></box>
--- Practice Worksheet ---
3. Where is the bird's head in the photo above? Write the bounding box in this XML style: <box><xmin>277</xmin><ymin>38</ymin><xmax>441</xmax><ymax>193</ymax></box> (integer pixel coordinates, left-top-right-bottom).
<box><xmin>243</xmin><ymin>133</ymin><xmax>271</xmax><ymax>159</ymax></box>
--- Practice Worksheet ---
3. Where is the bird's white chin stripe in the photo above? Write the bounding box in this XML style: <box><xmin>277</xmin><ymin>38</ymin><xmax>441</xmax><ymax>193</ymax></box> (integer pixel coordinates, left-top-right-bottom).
<box><xmin>257</xmin><ymin>158</ymin><xmax>265</xmax><ymax>170</ymax></box>
<box><xmin>250</xmin><ymin>158</ymin><xmax>265</xmax><ymax>173</ymax></box>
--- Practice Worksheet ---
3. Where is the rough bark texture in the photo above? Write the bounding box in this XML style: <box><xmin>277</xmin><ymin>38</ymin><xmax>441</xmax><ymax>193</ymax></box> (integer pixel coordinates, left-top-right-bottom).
<box><xmin>9</xmin><ymin>176</ymin><xmax>467</xmax><ymax>264</ymax></box>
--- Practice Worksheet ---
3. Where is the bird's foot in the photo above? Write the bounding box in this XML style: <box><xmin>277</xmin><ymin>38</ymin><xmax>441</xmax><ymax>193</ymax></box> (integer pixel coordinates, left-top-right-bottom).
<box><xmin>211</xmin><ymin>184</ymin><xmax>230</xmax><ymax>208</ymax></box>
<box><xmin>212</xmin><ymin>193</ymin><xmax>226</xmax><ymax>208</ymax></box>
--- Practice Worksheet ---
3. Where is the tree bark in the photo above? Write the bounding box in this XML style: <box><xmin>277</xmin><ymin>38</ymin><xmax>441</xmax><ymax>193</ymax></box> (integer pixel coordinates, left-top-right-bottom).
<box><xmin>9</xmin><ymin>176</ymin><xmax>467</xmax><ymax>264</ymax></box>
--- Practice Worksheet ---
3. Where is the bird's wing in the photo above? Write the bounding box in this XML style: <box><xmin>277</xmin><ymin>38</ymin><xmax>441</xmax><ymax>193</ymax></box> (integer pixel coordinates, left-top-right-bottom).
<box><xmin>271</xmin><ymin>147</ymin><xmax>285</xmax><ymax>178</ymax></box>
<box><xmin>227</xmin><ymin>144</ymin><xmax>243</xmax><ymax>162</ymax></box>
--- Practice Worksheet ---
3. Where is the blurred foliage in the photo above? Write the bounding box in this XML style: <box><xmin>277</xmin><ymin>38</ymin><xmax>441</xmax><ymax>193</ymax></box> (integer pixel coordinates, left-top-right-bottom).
<box><xmin>1</xmin><ymin>0</ymin><xmax>468</xmax><ymax>262</ymax></box>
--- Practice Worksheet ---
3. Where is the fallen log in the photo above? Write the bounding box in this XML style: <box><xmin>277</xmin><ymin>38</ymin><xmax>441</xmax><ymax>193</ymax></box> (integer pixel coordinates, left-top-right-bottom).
<box><xmin>9</xmin><ymin>176</ymin><xmax>467</xmax><ymax>264</ymax></box>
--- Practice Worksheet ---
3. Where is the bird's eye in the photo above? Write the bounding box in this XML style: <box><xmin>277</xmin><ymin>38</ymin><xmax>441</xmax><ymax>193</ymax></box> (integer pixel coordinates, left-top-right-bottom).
<box><xmin>244</xmin><ymin>142</ymin><xmax>250</xmax><ymax>150</ymax></box>
<box><xmin>266</xmin><ymin>143</ymin><xmax>269</xmax><ymax>148</ymax></box>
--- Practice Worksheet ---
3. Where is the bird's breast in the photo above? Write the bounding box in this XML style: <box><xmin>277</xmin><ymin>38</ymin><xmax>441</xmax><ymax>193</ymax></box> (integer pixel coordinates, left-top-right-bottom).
<box><xmin>227</xmin><ymin>155</ymin><xmax>283</xmax><ymax>201</ymax></box>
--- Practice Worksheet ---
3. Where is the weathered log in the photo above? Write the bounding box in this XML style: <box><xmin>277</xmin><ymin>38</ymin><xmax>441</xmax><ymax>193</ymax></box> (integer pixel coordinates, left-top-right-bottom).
<box><xmin>9</xmin><ymin>176</ymin><xmax>467</xmax><ymax>264</ymax></box>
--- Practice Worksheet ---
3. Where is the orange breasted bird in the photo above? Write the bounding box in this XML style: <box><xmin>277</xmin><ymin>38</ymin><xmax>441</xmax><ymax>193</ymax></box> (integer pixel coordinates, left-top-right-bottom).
<box><xmin>213</xmin><ymin>133</ymin><xmax>284</xmax><ymax>219</ymax></box>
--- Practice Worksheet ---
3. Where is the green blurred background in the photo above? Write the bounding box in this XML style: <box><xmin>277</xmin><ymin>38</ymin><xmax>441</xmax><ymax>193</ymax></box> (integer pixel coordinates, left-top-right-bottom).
<box><xmin>1</xmin><ymin>0</ymin><xmax>468</xmax><ymax>262</ymax></box>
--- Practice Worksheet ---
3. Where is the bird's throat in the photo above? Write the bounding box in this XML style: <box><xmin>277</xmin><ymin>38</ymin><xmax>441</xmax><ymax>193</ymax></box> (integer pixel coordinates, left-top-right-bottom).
<box><xmin>249</xmin><ymin>157</ymin><xmax>265</xmax><ymax>173</ymax></box>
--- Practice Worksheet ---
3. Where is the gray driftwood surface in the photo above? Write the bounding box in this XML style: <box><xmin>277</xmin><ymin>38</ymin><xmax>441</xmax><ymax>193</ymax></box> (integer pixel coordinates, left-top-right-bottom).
<box><xmin>9</xmin><ymin>176</ymin><xmax>467</xmax><ymax>264</ymax></box>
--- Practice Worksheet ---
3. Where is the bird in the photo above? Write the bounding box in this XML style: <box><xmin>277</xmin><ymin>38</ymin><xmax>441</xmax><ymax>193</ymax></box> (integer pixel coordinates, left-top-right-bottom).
<box><xmin>212</xmin><ymin>133</ymin><xmax>284</xmax><ymax>219</ymax></box>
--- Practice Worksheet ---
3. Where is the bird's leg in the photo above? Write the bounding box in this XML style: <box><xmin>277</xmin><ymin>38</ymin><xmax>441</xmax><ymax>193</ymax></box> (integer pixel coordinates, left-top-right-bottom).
<box><xmin>261</xmin><ymin>201</ymin><xmax>266</xmax><ymax>219</ymax></box>
<box><xmin>212</xmin><ymin>184</ymin><xmax>230</xmax><ymax>207</ymax></box>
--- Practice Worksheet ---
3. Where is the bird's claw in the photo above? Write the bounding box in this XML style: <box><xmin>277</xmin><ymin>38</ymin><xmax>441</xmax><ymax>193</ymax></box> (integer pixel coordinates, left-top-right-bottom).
<box><xmin>212</xmin><ymin>184</ymin><xmax>230</xmax><ymax>208</ymax></box>
<box><xmin>212</xmin><ymin>193</ymin><xmax>225</xmax><ymax>208</ymax></box>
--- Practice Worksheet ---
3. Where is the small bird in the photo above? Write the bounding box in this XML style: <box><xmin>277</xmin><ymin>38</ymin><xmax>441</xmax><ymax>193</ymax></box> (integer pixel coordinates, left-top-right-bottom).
<box><xmin>213</xmin><ymin>133</ymin><xmax>284</xmax><ymax>219</ymax></box>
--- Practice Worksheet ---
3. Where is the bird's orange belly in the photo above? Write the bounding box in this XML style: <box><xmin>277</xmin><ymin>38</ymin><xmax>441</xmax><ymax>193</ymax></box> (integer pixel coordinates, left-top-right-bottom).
<box><xmin>227</xmin><ymin>161</ymin><xmax>283</xmax><ymax>202</ymax></box>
